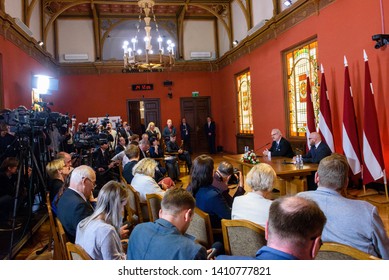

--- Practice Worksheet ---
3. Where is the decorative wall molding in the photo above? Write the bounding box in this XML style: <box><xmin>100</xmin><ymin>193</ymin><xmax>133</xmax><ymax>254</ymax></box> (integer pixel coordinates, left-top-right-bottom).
<box><xmin>1</xmin><ymin>0</ymin><xmax>335</xmax><ymax>76</ymax></box>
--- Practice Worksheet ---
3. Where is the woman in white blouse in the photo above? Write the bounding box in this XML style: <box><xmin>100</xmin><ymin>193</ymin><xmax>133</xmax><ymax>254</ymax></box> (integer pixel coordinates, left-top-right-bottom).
<box><xmin>231</xmin><ymin>163</ymin><xmax>276</xmax><ymax>227</ymax></box>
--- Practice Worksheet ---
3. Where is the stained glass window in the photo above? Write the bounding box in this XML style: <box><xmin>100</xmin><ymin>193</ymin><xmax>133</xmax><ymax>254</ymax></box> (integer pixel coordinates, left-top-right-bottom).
<box><xmin>236</xmin><ymin>70</ymin><xmax>253</xmax><ymax>134</ymax></box>
<box><xmin>285</xmin><ymin>40</ymin><xmax>319</xmax><ymax>137</ymax></box>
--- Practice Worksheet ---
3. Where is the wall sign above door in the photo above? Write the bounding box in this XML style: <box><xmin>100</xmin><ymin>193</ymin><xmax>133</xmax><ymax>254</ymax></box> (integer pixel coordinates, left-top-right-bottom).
<box><xmin>132</xmin><ymin>84</ymin><xmax>154</xmax><ymax>91</ymax></box>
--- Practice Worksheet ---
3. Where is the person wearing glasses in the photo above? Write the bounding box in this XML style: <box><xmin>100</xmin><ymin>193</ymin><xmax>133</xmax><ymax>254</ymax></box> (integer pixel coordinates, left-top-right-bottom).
<box><xmin>57</xmin><ymin>165</ymin><xmax>96</xmax><ymax>243</ymax></box>
<box><xmin>217</xmin><ymin>196</ymin><xmax>326</xmax><ymax>260</ymax></box>
<box><xmin>262</xmin><ymin>128</ymin><xmax>294</xmax><ymax>158</ymax></box>
<box><xmin>298</xmin><ymin>154</ymin><xmax>389</xmax><ymax>259</ymax></box>
<box><xmin>76</xmin><ymin>181</ymin><xmax>129</xmax><ymax>260</ymax></box>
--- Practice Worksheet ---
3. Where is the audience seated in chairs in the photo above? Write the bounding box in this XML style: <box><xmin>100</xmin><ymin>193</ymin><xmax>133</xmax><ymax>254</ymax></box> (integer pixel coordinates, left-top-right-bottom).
<box><xmin>130</xmin><ymin>158</ymin><xmax>168</xmax><ymax>204</ymax></box>
<box><xmin>56</xmin><ymin>165</ymin><xmax>96</xmax><ymax>243</ymax></box>
<box><xmin>92</xmin><ymin>139</ymin><xmax>119</xmax><ymax>195</ymax></box>
<box><xmin>149</xmin><ymin>137</ymin><xmax>180</xmax><ymax>183</ymax></box>
<box><xmin>122</xmin><ymin>144</ymin><xmax>140</xmax><ymax>184</ymax></box>
<box><xmin>231</xmin><ymin>163</ymin><xmax>276</xmax><ymax>227</ymax></box>
<box><xmin>46</xmin><ymin>158</ymin><xmax>70</xmax><ymax>203</ymax></box>
<box><xmin>114</xmin><ymin>136</ymin><xmax>127</xmax><ymax>155</ymax></box>
<box><xmin>127</xmin><ymin>188</ymin><xmax>208</xmax><ymax>260</ymax></box>
<box><xmin>166</xmin><ymin>133</ymin><xmax>192</xmax><ymax>174</ymax></box>
<box><xmin>297</xmin><ymin>153</ymin><xmax>389</xmax><ymax>259</ymax></box>
<box><xmin>76</xmin><ymin>181</ymin><xmax>129</xmax><ymax>260</ymax></box>
<box><xmin>217</xmin><ymin>196</ymin><xmax>326</xmax><ymax>260</ymax></box>
<box><xmin>187</xmin><ymin>155</ymin><xmax>231</xmax><ymax>234</ymax></box>
<box><xmin>212</xmin><ymin>161</ymin><xmax>245</xmax><ymax>208</ymax></box>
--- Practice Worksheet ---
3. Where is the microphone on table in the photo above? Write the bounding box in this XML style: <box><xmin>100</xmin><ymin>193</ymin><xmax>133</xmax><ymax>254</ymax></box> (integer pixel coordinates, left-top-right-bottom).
<box><xmin>253</xmin><ymin>142</ymin><xmax>271</xmax><ymax>154</ymax></box>
<box><xmin>207</xmin><ymin>241</ymin><xmax>224</xmax><ymax>259</ymax></box>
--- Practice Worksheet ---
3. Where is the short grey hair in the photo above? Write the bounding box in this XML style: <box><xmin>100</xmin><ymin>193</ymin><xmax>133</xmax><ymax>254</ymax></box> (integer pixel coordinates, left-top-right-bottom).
<box><xmin>70</xmin><ymin>165</ymin><xmax>95</xmax><ymax>186</ymax></box>
<box><xmin>132</xmin><ymin>157</ymin><xmax>158</xmax><ymax>177</ymax></box>
<box><xmin>246</xmin><ymin>163</ymin><xmax>276</xmax><ymax>192</ymax></box>
<box><xmin>317</xmin><ymin>153</ymin><xmax>349</xmax><ymax>191</ymax></box>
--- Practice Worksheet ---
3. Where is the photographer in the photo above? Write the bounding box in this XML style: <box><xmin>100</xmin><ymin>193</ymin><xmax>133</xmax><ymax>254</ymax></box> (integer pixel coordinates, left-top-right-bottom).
<box><xmin>212</xmin><ymin>161</ymin><xmax>245</xmax><ymax>208</ymax></box>
<box><xmin>0</xmin><ymin>123</ymin><xmax>17</xmax><ymax>165</ymax></box>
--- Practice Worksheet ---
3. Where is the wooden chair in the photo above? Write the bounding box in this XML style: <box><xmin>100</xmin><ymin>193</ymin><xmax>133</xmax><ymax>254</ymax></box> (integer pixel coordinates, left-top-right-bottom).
<box><xmin>186</xmin><ymin>207</ymin><xmax>214</xmax><ymax>248</ymax></box>
<box><xmin>45</xmin><ymin>193</ymin><xmax>63</xmax><ymax>260</ymax></box>
<box><xmin>66</xmin><ymin>242</ymin><xmax>92</xmax><ymax>260</ymax></box>
<box><xmin>146</xmin><ymin>193</ymin><xmax>163</xmax><ymax>222</ymax></box>
<box><xmin>315</xmin><ymin>242</ymin><xmax>381</xmax><ymax>260</ymax></box>
<box><xmin>125</xmin><ymin>184</ymin><xmax>145</xmax><ymax>224</ymax></box>
<box><xmin>221</xmin><ymin>219</ymin><xmax>266</xmax><ymax>257</ymax></box>
<box><xmin>55</xmin><ymin>217</ymin><xmax>70</xmax><ymax>260</ymax></box>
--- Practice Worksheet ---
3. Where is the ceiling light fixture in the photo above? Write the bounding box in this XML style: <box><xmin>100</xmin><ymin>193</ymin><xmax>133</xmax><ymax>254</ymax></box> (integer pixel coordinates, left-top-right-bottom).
<box><xmin>122</xmin><ymin>0</ymin><xmax>175</xmax><ymax>72</ymax></box>
<box><xmin>284</xmin><ymin>0</ymin><xmax>292</xmax><ymax>7</ymax></box>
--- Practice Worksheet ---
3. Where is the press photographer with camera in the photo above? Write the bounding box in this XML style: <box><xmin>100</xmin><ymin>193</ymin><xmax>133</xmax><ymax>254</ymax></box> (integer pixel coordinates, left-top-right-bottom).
<box><xmin>212</xmin><ymin>161</ymin><xmax>245</xmax><ymax>208</ymax></box>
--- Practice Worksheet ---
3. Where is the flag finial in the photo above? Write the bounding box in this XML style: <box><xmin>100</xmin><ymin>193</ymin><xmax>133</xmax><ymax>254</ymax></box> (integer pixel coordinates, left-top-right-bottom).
<box><xmin>344</xmin><ymin>56</ymin><xmax>348</xmax><ymax>67</ymax></box>
<box><xmin>363</xmin><ymin>49</ymin><xmax>368</xmax><ymax>61</ymax></box>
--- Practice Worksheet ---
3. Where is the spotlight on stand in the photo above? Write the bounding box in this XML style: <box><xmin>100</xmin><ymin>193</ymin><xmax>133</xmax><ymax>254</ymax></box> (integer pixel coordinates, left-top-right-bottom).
<box><xmin>372</xmin><ymin>34</ymin><xmax>389</xmax><ymax>49</ymax></box>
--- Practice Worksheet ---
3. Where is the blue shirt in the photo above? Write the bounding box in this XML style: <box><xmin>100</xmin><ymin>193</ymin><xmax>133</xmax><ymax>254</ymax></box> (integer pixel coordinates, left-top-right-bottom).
<box><xmin>216</xmin><ymin>246</ymin><xmax>298</xmax><ymax>260</ymax></box>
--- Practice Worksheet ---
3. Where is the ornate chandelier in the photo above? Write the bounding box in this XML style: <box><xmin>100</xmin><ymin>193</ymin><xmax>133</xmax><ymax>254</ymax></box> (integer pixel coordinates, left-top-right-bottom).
<box><xmin>122</xmin><ymin>0</ymin><xmax>175</xmax><ymax>72</ymax></box>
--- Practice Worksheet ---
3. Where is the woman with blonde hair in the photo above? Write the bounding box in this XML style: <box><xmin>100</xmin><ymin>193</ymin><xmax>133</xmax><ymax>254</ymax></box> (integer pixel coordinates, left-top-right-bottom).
<box><xmin>46</xmin><ymin>158</ymin><xmax>70</xmax><ymax>201</ymax></box>
<box><xmin>231</xmin><ymin>163</ymin><xmax>276</xmax><ymax>227</ymax></box>
<box><xmin>130</xmin><ymin>158</ymin><xmax>166</xmax><ymax>203</ymax></box>
<box><xmin>145</xmin><ymin>122</ymin><xmax>161</xmax><ymax>140</ymax></box>
<box><xmin>76</xmin><ymin>181</ymin><xmax>128</xmax><ymax>260</ymax></box>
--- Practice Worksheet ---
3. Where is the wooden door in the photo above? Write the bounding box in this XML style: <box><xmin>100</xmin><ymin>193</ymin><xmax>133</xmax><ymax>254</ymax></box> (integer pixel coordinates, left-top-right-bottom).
<box><xmin>180</xmin><ymin>97</ymin><xmax>211</xmax><ymax>153</ymax></box>
<box><xmin>127</xmin><ymin>99</ymin><xmax>161</xmax><ymax>136</ymax></box>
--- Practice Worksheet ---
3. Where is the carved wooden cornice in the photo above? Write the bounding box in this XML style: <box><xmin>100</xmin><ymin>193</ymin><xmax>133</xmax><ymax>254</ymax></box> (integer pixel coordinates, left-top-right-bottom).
<box><xmin>1</xmin><ymin>0</ymin><xmax>335</xmax><ymax>76</ymax></box>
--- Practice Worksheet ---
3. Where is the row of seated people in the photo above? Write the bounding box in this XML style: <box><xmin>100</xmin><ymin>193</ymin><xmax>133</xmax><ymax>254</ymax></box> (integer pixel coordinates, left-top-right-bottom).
<box><xmin>48</xmin><ymin>150</ymin><xmax>389</xmax><ymax>260</ymax></box>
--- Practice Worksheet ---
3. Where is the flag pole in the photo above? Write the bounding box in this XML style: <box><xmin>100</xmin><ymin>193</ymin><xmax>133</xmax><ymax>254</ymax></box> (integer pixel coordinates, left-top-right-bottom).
<box><xmin>368</xmin><ymin>171</ymin><xmax>389</xmax><ymax>203</ymax></box>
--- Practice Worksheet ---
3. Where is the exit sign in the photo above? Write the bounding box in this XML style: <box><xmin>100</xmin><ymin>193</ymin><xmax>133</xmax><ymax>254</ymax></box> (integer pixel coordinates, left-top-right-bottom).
<box><xmin>132</xmin><ymin>84</ymin><xmax>154</xmax><ymax>91</ymax></box>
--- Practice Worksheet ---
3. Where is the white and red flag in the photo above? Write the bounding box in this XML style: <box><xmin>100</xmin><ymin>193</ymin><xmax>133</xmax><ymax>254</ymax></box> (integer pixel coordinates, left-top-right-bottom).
<box><xmin>306</xmin><ymin>75</ymin><xmax>316</xmax><ymax>151</ymax></box>
<box><xmin>318</xmin><ymin>64</ymin><xmax>335</xmax><ymax>152</ymax></box>
<box><xmin>362</xmin><ymin>50</ymin><xmax>385</xmax><ymax>185</ymax></box>
<box><xmin>342</xmin><ymin>56</ymin><xmax>362</xmax><ymax>175</ymax></box>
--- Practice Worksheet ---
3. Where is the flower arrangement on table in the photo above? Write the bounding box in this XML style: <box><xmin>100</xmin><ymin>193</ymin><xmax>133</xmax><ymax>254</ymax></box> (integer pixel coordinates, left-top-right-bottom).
<box><xmin>242</xmin><ymin>150</ymin><xmax>259</xmax><ymax>164</ymax></box>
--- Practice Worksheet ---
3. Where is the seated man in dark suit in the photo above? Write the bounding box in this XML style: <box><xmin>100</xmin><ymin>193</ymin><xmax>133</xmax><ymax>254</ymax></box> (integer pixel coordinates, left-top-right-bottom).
<box><xmin>299</xmin><ymin>132</ymin><xmax>332</xmax><ymax>164</ymax></box>
<box><xmin>166</xmin><ymin>134</ymin><xmax>192</xmax><ymax>171</ymax></box>
<box><xmin>217</xmin><ymin>196</ymin><xmax>326</xmax><ymax>260</ymax></box>
<box><xmin>56</xmin><ymin>165</ymin><xmax>96</xmax><ymax>243</ymax></box>
<box><xmin>92</xmin><ymin>139</ymin><xmax>118</xmax><ymax>194</ymax></box>
<box><xmin>263</xmin><ymin>128</ymin><xmax>294</xmax><ymax>158</ymax></box>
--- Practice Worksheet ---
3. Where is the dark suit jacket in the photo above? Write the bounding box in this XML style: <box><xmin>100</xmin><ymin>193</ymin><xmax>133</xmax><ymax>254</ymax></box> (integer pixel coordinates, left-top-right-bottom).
<box><xmin>302</xmin><ymin>141</ymin><xmax>332</xmax><ymax>163</ymax></box>
<box><xmin>92</xmin><ymin>148</ymin><xmax>111</xmax><ymax>171</ymax></box>
<box><xmin>269</xmin><ymin>137</ymin><xmax>294</xmax><ymax>158</ymax></box>
<box><xmin>204</xmin><ymin>121</ymin><xmax>216</xmax><ymax>137</ymax></box>
<box><xmin>57</xmin><ymin>188</ymin><xmax>94</xmax><ymax>243</ymax></box>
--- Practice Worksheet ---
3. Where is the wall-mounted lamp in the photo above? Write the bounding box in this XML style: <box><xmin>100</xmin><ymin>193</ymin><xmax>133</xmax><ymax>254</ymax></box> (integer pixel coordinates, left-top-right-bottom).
<box><xmin>284</xmin><ymin>0</ymin><xmax>292</xmax><ymax>7</ymax></box>
<box><xmin>167</xmin><ymin>90</ymin><xmax>173</xmax><ymax>99</ymax></box>
<box><xmin>38</xmin><ymin>41</ymin><xmax>44</xmax><ymax>47</ymax></box>
<box><xmin>233</xmin><ymin>40</ymin><xmax>239</xmax><ymax>46</ymax></box>
<box><xmin>372</xmin><ymin>34</ymin><xmax>389</xmax><ymax>49</ymax></box>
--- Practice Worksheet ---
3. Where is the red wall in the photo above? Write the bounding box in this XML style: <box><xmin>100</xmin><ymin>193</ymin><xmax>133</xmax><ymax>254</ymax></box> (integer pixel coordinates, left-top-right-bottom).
<box><xmin>2</xmin><ymin>0</ymin><xmax>389</xmax><ymax>167</ymax></box>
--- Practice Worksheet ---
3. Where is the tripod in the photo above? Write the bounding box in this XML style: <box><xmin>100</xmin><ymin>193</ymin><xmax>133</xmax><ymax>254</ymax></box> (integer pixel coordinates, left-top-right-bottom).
<box><xmin>8</xmin><ymin>129</ymin><xmax>48</xmax><ymax>259</ymax></box>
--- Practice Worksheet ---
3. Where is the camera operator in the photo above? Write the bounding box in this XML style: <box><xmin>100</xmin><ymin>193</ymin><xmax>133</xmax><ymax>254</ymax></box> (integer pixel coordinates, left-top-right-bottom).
<box><xmin>0</xmin><ymin>157</ymin><xmax>28</xmax><ymax>230</ymax></box>
<box><xmin>0</xmin><ymin>123</ymin><xmax>17</xmax><ymax>165</ymax></box>
<box><xmin>212</xmin><ymin>161</ymin><xmax>245</xmax><ymax>208</ymax></box>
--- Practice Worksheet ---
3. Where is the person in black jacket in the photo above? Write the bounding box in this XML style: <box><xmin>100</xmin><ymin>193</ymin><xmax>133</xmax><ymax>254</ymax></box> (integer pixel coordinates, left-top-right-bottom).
<box><xmin>263</xmin><ymin>128</ymin><xmax>294</xmax><ymax>158</ymax></box>
<box><xmin>204</xmin><ymin>116</ymin><xmax>216</xmax><ymax>154</ymax></box>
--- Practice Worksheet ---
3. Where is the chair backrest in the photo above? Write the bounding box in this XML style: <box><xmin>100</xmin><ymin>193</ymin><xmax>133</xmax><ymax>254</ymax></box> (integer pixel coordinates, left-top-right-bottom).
<box><xmin>221</xmin><ymin>219</ymin><xmax>266</xmax><ymax>257</ymax></box>
<box><xmin>55</xmin><ymin>217</ymin><xmax>70</xmax><ymax>260</ymax></box>
<box><xmin>186</xmin><ymin>207</ymin><xmax>214</xmax><ymax>248</ymax></box>
<box><xmin>125</xmin><ymin>184</ymin><xmax>144</xmax><ymax>224</ymax></box>
<box><xmin>45</xmin><ymin>192</ymin><xmax>63</xmax><ymax>260</ymax></box>
<box><xmin>66</xmin><ymin>242</ymin><xmax>92</xmax><ymax>260</ymax></box>
<box><xmin>316</xmin><ymin>242</ymin><xmax>381</xmax><ymax>260</ymax></box>
<box><xmin>146</xmin><ymin>193</ymin><xmax>163</xmax><ymax>222</ymax></box>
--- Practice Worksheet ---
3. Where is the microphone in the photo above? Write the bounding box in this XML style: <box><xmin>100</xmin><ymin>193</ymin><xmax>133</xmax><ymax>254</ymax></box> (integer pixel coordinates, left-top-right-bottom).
<box><xmin>207</xmin><ymin>241</ymin><xmax>224</xmax><ymax>259</ymax></box>
<box><xmin>253</xmin><ymin>142</ymin><xmax>271</xmax><ymax>154</ymax></box>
